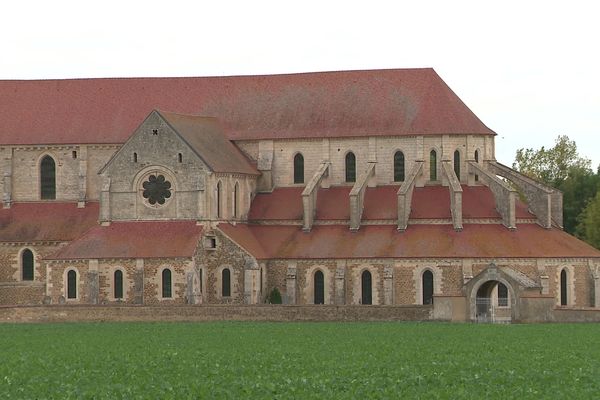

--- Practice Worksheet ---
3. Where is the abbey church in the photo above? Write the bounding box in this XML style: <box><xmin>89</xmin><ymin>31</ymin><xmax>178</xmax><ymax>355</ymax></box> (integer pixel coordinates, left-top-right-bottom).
<box><xmin>1</xmin><ymin>68</ymin><xmax>599</xmax><ymax>322</ymax></box>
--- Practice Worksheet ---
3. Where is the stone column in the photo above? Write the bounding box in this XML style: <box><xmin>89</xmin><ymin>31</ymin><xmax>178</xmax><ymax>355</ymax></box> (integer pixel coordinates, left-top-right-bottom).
<box><xmin>133</xmin><ymin>258</ymin><xmax>144</xmax><ymax>304</ymax></box>
<box><xmin>335</xmin><ymin>264</ymin><xmax>346</xmax><ymax>305</ymax></box>
<box><xmin>87</xmin><ymin>259</ymin><xmax>99</xmax><ymax>305</ymax></box>
<box><xmin>285</xmin><ymin>262</ymin><xmax>297</xmax><ymax>305</ymax></box>
<box><xmin>383</xmin><ymin>266</ymin><xmax>394</xmax><ymax>305</ymax></box>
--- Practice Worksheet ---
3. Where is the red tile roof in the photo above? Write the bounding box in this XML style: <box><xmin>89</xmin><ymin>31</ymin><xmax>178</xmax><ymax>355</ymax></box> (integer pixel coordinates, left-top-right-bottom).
<box><xmin>0</xmin><ymin>202</ymin><xmax>99</xmax><ymax>242</ymax></box>
<box><xmin>0</xmin><ymin>69</ymin><xmax>495</xmax><ymax>145</ymax></box>
<box><xmin>218</xmin><ymin>223</ymin><xmax>600</xmax><ymax>260</ymax></box>
<box><xmin>248</xmin><ymin>185</ymin><xmax>532</xmax><ymax>221</ymax></box>
<box><xmin>158</xmin><ymin>111</ymin><xmax>258</xmax><ymax>175</ymax></box>
<box><xmin>47</xmin><ymin>221</ymin><xmax>202</xmax><ymax>260</ymax></box>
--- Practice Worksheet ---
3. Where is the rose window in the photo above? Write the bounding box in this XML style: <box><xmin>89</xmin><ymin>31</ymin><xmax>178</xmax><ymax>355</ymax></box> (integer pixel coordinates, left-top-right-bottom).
<box><xmin>142</xmin><ymin>174</ymin><xmax>172</xmax><ymax>205</ymax></box>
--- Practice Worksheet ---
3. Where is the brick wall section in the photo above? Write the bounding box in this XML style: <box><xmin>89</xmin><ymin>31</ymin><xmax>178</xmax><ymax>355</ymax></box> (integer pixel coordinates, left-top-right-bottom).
<box><xmin>0</xmin><ymin>284</ymin><xmax>45</xmax><ymax>305</ymax></box>
<box><xmin>142</xmin><ymin>259</ymin><xmax>189</xmax><ymax>305</ymax></box>
<box><xmin>0</xmin><ymin>304</ymin><xmax>433</xmax><ymax>323</ymax></box>
<box><xmin>97</xmin><ymin>260</ymin><xmax>137</xmax><ymax>304</ymax></box>
<box><xmin>48</xmin><ymin>261</ymin><xmax>89</xmax><ymax>303</ymax></box>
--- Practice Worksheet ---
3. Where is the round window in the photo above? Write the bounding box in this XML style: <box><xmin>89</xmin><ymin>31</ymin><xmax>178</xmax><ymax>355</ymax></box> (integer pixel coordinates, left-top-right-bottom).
<box><xmin>142</xmin><ymin>174</ymin><xmax>172</xmax><ymax>206</ymax></box>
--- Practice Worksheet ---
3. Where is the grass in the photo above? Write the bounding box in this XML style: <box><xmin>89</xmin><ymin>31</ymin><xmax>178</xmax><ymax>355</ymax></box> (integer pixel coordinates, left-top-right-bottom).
<box><xmin>1</xmin><ymin>322</ymin><xmax>600</xmax><ymax>399</ymax></box>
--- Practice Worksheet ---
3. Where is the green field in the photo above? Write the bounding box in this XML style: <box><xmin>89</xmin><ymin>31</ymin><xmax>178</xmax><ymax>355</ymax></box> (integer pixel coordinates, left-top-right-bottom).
<box><xmin>1</xmin><ymin>322</ymin><xmax>600</xmax><ymax>399</ymax></box>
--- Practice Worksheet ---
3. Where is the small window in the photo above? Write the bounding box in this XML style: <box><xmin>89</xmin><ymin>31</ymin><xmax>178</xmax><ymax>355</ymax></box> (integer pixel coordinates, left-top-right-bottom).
<box><xmin>429</xmin><ymin>150</ymin><xmax>437</xmax><ymax>181</ymax></box>
<box><xmin>21</xmin><ymin>249</ymin><xmax>34</xmax><ymax>281</ymax></box>
<box><xmin>178</xmin><ymin>153</ymin><xmax>183</xmax><ymax>163</ymax></box>
<box><xmin>314</xmin><ymin>270</ymin><xmax>325</xmax><ymax>304</ymax></box>
<box><xmin>162</xmin><ymin>269</ymin><xmax>172</xmax><ymax>298</ymax></box>
<box><xmin>394</xmin><ymin>151</ymin><xmax>405</xmax><ymax>182</ymax></box>
<box><xmin>114</xmin><ymin>270</ymin><xmax>124</xmax><ymax>299</ymax></box>
<box><xmin>454</xmin><ymin>150</ymin><xmax>461</xmax><ymax>178</ymax></box>
<box><xmin>422</xmin><ymin>270</ymin><xmax>434</xmax><ymax>305</ymax></box>
<box><xmin>345</xmin><ymin>152</ymin><xmax>356</xmax><ymax>183</ymax></box>
<box><xmin>233</xmin><ymin>183</ymin><xmax>239</xmax><ymax>219</ymax></box>
<box><xmin>133</xmin><ymin>152</ymin><xmax>138</xmax><ymax>163</ymax></box>
<box><xmin>294</xmin><ymin>153</ymin><xmax>304</xmax><ymax>184</ymax></box>
<box><xmin>222</xmin><ymin>268</ymin><xmax>231</xmax><ymax>297</ymax></box>
<box><xmin>497</xmin><ymin>282</ymin><xmax>508</xmax><ymax>307</ymax></box>
<box><xmin>72</xmin><ymin>150</ymin><xmax>77</xmax><ymax>159</ymax></box>
<box><xmin>361</xmin><ymin>270</ymin><xmax>372</xmax><ymax>305</ymax></box>
<box><xmin>205</xmin><ymin>237</ymin><xmax>217</xmax><ymax>249</ymax></box>
<box><xmin>40</xmin><ymin>155</ymin><xmax>56</xmax><ymax>200</ymax></box>
<box><xmin>67</xmin><ymin>270</ymin><xmax>77</xmax><ymax>299</ymax></box>
<box><xmin>560</xmin><ymin>269</ymin><xmax>568</xmax><ymax>306</ymax></box>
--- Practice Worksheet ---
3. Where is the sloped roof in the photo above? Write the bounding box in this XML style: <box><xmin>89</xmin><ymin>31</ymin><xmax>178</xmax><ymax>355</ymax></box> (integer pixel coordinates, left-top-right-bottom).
<box><xmin>218</xmin><ymin>223</ymin><xmax>600</xmax><ymax>260</ymax></box>
<box><xmin>0</xmin><ymin>202</ymin><xmax>99</xmax><ymax>242</ymax></box>
<box><xmin>158</xmin><ymin>111</ymin><xmax>258</xmax><ymax>175</ymax></box>
<box><xmin>247</xmin><ymin>185</ymin><xmax>532</xmax><ymax>221</ymax></box>
<box><xmin>0</xmin><ymin>68</ymin><xmax>495</xmax><ymax>145</ymax></box>
<box><xmin>47</xmin><ymin>221</ymin><xmax>202</xmax><ymax>260</ymax></box>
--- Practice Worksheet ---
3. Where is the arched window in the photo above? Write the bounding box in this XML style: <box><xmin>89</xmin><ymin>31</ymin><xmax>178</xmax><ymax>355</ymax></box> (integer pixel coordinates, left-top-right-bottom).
<box><xmin>474</xmin><ymin>150</ymin><xmax>480</xmax><ymax>182</ymax></box>
<box><xmin>222</xmin><ymin>268</ymin><xmax>231</xmax><ymax>297</ymax></box>
<box><xmin>361</xmin><ymin>270</ymin><xmax>372</xmax><ymax>305</ymax></box>
<box><xmin>67</xmin><ymin>270</ymin><xmax>77</xmax><ymax>299</ymax></box>
<box><xmin>133</xmin><ymin>152</ymin><xmax>138</xmax><ymax>163</ymax></box>
<box><xmin>294</xmin><ymin>153</ymin><xmax>304</xmax><ymax>184</ymax></box>
<box><xmin>560</xmin><ymin>269</ymin><xmax>568</xmax><ymax>306</ymax></box>
<box><xmin>497</xmin><ymin>282</ymin><xmax>508</xmax><ymax>307</ymax></box>
<box><xmin>314</xmin><ymin>270</ymin><xmax>325</xmax><ymax>304</ymax></box>
<box><xmin>345</xmin><ymin>152</ymin><xmax>356</xmax><ymax>183</ymax></box>
<box><xmin>453</xmin><ymin>150</ymin><xmax>461</xmax><ymax>178</ymax></box>
<box><xmin>233</xmin><ymin>182</ymin><xmax>239</xmax><ymax>219</ymax></box>
<box><xmin>216</xmin><ymin>181</ymin><xmax>222</xmax><ymax>218</ymax></box>
<box><xmin>114</xmin><ymin>270</ymin><xmax>124</xmax><ymax>299</ymax></box>
<box><xmin>40</xmin><ymin>155</ymin><xmax>56</xmax><ymax>200</ymax></box>
<box><xmin>21</xmin><ymin>249</ymin><xmax>34</xmax><ymax>281</ymax></box>
<box><xmin>422</xmin><ymin>270</ymin><xmax>434</xmax><ymax>305</ymax></box>
<box><xmin>178</xmin><ymin>153</ymin><xmax>183</xmax><ymax>163</ymax></box>
<box><xmin>429</xmin><ymin>150</ymin><xmax>437</xmax><ymax>181</ymax></box>
<box><xmin>394</xmin><ymin>151</ymin><xmax>405</xmax><ymax>182</ymax></box>
<box><xmin>162</xmin><ymin>269</ymin><xmax>172</xmax><ymax>298</ymax></box>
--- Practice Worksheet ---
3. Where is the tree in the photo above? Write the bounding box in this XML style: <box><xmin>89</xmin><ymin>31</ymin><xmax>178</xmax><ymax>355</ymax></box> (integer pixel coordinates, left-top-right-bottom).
<box><xmin>576</xmin><ymin>192</ymin><xmax>600</xmax><ymax>249</ymax></box>
<box><xmin>513</xmin><ymin>135</ymin><xmax>599</xmax><ymax>234</ymax></box>
<box><xmin>513</xmin><ymin>135</ymin><xmax>592</xmax><ymax>187</ymax></box>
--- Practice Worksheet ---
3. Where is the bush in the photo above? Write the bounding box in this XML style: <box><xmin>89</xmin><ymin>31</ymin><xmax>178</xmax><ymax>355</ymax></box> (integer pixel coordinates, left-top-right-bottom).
<box><xmin>267</xmin><ymin>287</ymin><xmax>282</xmax><ymax>304</ymax></box>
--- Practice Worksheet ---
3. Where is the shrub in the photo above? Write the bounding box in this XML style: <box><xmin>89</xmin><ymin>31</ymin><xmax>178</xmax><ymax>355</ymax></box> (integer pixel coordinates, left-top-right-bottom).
<box><xmin>268</xmin><ymin>287</ymin><xmax>282</xmax><ymax>304</ymax></box>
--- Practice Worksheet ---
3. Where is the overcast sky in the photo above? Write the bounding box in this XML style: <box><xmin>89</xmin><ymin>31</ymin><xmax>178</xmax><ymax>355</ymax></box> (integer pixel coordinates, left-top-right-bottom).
<box><xmin>2</xmin><ymin>0</ymin><xmax>599</xmax><ymax>169</ymax></box>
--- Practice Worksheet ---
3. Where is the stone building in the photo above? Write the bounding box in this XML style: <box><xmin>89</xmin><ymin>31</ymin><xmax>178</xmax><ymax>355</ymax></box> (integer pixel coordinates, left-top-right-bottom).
<box><xmin>1</xmin><ymin>68</ymin><xmax>599</xmax><ymax>322</ymax></box>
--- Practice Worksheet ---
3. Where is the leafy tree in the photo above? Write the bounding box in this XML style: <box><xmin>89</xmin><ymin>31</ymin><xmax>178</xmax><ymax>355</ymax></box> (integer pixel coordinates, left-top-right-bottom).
<box><xmin>576</xmin><ymin>192</ymin><xmax>600</xmax><ymax>249</ymax></box>
<box><xmin>513</xmin><ymin>135</ymin><xmax>599</xmax><ymax>234</ymax></box>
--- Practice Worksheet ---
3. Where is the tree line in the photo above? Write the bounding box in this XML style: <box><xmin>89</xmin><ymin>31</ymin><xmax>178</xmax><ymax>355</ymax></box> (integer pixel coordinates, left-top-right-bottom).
<box><xmin>513</xmin><ymin>135</ymin><xmax>600</xmax><ymax>249</ymax></box>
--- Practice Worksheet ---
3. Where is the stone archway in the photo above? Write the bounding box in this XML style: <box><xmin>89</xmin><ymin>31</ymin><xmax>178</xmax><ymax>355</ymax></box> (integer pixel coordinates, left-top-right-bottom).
<box><xmin>465</xmin><ymin>264</ymin><xmax>521</xmax><ymax>323</ymax></box>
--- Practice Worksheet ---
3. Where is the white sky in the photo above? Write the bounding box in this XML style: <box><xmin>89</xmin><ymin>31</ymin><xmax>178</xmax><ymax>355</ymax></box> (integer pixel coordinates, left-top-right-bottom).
<box><xmin>1</xmin><ymin>0</ymin><xmax>599</xmax><ymax>169</ymax></box>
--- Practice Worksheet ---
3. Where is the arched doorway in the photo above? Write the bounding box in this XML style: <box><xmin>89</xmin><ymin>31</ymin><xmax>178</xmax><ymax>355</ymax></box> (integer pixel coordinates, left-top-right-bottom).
<box><xmin>475</xmin><ymin>280</ymin><xmax>512</xmax><ymax>323</ymax></box>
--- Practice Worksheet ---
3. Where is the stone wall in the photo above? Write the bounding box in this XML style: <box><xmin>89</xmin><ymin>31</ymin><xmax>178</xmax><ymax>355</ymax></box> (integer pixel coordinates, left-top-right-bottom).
<box><xmin>0</xmin><ymin>304</ymin><xmax>433</xmax><ymax>323</ymax></box>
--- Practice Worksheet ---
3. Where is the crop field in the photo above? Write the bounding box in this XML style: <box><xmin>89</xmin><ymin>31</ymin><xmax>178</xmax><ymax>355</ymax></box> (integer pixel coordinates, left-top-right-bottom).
<box><xmin>1</xmin><ymin>322</ymin><xmax>600</xmax><ymax>399</ymax></box>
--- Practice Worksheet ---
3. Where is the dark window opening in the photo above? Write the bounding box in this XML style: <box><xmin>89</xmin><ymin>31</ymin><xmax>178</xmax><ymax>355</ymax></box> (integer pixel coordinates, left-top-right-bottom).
<box><xmin>429</xmin><ymin>150</ymin><xmax>437</xmax><ymax>181</ymax></box>
<box><xmin>40</xmin><ymin>155</ymin><xmax>56</xmax><ymax>200</ymax></box>
<box><xmin>259</xmin><ymin>268</ymin><xmax>263</xmax><ymax>294</ymax></box>
<box><xmin>293</xmin><ymin>153</ymin><xmax>304</xmax><ymax>184</ymax></box>
<box><xmin>133</xmin><ymin>152</ymin><xmax>138</xmax><ymax>163</ymax></box>
<box><xmin>72</xmin><ymin>150</ymin><xmax>77</xmax><ymax>159</ymax></box>
<box><xmin>474</xmin><ymin>150</ymin><xmax>479</xmax><ymax>182</ymax></box>
<box><xmin>454</xmin><ymin>150</ymin><xmax>461</xmax><ymax>178</ymax></box>
<box><xmin>345</xmin><ymin>152</ymin><xmax>356</xmax><ymax>183</ymax></box>
<box><xmin>178</xmin><ymin>153</ymin><xmax>183</xmax><ymax>163</ymax></box>
<box><xmin>114</xmin><ymin>270</ymin><xmax>124</xmax><ymax>299</ymax></box>
<box><xmin>233</xmin><ymin>183</ymin><xmax>239</xmax><ymax>218</ymax></box>
<box><xmin>394</xmin><ymin>151</ymin><xmax>405</xmax><ymax>182</ymax></box>
<box><xmin>67</xmin><ymin>270</ymin><xmax>77</xmax><ymax>299</ymax></box>
<box><xmin>162</xmin><ymin>269</ymin><xmax>172</xmax><ymax>298</ymax></box>
<box><xmin>216</xmin><ymin>182</ymin><xmax>222</xmax><ymax>218</ymax></box>
<box><xmin>361</xmin><ymin>270</ymin><xmax>372</xmax><ymax>305</ymax></box>
<box><xmin>560</xmin><ymin>269</ymin><xmax>568</xmax><ymax>306</ymax></box>
<box><xmin>222</xmin><ymin>268</ymin><xmax>231</xmax><ymax>297</ymax></box>
<box><xmin>22</xmin><ymin>249</ymin><xmax>34</xmax><ymax>281</ymax></box>
<box><xmin>423</xmin><ymin>270</ymin><xmax>434</xmax><ymax>305</ymax></box>
<box><xmin>142</xmin><ymin>174</ymin><xmax>172</xmax><ymax>205</ymax></box>
<box><xmin>497</xmin><ymin>282</ymin><xmax>508</xmax><ymax>307</ymax></box>
<box><xmin>152</xmin><ymin>129</ymin><xmax>158</xmax><ymax>135</ymax></box>
<box><xmin>314</xmin><ymin>270</ymin><xmax>325</xmax><ymax>304</ymax></box>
